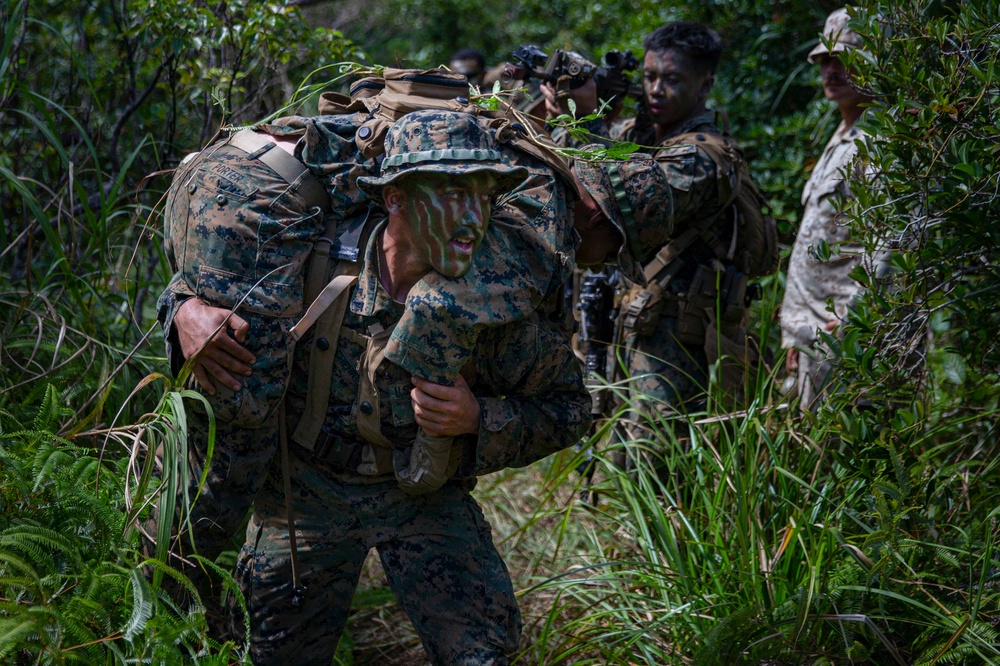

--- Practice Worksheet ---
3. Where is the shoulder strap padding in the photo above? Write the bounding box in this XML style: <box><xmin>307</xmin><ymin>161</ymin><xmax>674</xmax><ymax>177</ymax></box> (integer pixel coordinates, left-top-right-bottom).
<box><xmin>228</xmin><ymin>129</ymin><xmax>331</xmax><ymax>212</ymax></box>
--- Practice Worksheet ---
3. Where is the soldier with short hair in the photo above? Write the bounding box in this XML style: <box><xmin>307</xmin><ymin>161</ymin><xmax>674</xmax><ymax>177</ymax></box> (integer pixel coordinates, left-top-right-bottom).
<box><xmin>780</xmin><ymin>7</ymin><xmax>874</xmax><ymax>409</ymax></box>
<box><xmin>547</xmin><ymin>22</ymin><xmax>771</xmax><ymax>414</ymax></box>
<box><xmin>610</xmin><ymin>21</ymin><xmax>746</xmax><ymax>413</ymax></box>
<box><xmin>450</xmin><ymin>48</ymin><xmax>487</xmax><ymax>86</ymax></box>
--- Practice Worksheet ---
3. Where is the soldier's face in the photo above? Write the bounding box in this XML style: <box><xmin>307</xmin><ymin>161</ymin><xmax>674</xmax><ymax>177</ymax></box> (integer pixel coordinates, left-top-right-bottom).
<box><xmin>400</xmin><ymin>171</ymin><xmax>496</xmax><ymax>278</ymax></box>
<box><xmin>643</xmin><ymin>49</ymin><xmax>714</xmax><ymax>135</ymax></box>
<box><xmin>818</xmin><ymin>55</ymin><xmax>870</xmax><ymax>111</ymax></box>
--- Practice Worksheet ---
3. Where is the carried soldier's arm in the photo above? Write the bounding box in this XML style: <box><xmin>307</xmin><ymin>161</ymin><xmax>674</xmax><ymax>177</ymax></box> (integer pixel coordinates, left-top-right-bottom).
<box><xmin>463</xmin><ymin>315</ymin><xmax>592</xmax><ymax>477</ymax></box>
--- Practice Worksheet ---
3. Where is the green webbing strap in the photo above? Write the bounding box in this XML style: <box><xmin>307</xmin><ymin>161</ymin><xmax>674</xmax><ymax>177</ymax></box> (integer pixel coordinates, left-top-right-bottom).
<box><xmin>609</xmin><ymin>161</ymin><xmax>641</xmax><ymax>269</ymax></box>
<box><xmin>609</xmin><ymin>162</ymin><xmax>633</xmax><ymax>220</ymax></box>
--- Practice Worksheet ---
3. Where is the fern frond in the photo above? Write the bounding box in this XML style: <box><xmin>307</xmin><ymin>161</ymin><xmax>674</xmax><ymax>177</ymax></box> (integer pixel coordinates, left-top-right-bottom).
<box><xmin>0</xmin><ymin>618</ymin><xmax>42</xmax><ymax>662</ymax></box>
<box><xmin>0</xmin><ymin>549</ymin><xmax>44</xmax><ymax>594</ymax></box>
<box><xmin>32</xmin><ymin>384</ymin><xmax>66</xmax><ymax>432</ymax></box>
<box><xmin>0</xmin><ymin>524</ymin><xmax>82</xmax><ymax>575</ymax></box>
<box><xmin>124</xmin><ymin>566</ymin><xmax>155</xmax><ymax>641</ymax></box>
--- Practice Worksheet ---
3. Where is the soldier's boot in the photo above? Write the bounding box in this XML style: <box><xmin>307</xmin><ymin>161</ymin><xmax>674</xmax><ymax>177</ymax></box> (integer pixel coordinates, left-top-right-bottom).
<box><xmin>394</xmin><ymin>428</ymin><xmax>454</xmax><ymax>495</ymax></box>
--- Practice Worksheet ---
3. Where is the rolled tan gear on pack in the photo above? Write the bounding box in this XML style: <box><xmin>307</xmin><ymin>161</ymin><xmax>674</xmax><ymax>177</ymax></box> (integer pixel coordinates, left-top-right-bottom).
<box><xmin>356</xmin><ymin>321</ymin><xmax>458</xmax><ymax>495</ymax></box>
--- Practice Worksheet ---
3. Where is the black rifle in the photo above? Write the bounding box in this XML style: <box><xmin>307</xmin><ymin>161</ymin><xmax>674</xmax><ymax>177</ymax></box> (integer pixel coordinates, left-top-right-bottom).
<box><xmin>503</xmin><ymin>45</ymin><xmax>643</xmax><ymax>106</ymax></box>
<box><xmin>578</xmin><ymin>266</ymin><xmax>618</xmax><ymax>410</ymax></box>
<box><xmin>574</xmin><ymin>266</ymin><xmax>619</xmax><ymax>495</ymax></box>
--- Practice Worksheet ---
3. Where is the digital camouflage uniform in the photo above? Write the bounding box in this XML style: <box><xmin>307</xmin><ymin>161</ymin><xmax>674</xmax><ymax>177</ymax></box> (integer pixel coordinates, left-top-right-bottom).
<box><xmin>556</xmin><ymin>109</ymin><xmax>743</xmax><ymax>411</ymax></box>
<box><xmin>608</xmin><ymin>111</ymin><xmax>735</xmax><ymax>411</ymax></box>
<box><xmin>235</xmin><ymin>221</ymin><xmax>591</xmax><ymax>665</ymax></box>
<box><xmin>155</xmin><ymin>93</ymin><xmax>576</xmax><ymax>566</ymax></box>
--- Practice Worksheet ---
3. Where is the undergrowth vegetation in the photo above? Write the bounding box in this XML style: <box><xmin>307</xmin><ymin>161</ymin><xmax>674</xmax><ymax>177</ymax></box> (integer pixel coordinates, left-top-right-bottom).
<box><xmin>2</xmin><ymin>0</ymin><xmax>999</xmax><ymax>664</ymax></box>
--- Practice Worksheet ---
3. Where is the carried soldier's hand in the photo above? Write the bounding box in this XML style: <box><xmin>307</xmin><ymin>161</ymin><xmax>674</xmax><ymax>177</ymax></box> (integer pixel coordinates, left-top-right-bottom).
<box><xmin>410</xmin><ymin>374</ymin><xmax>481</xmax><ymax>437</ymax></box>
<box><xmin>175</xmin><ymin>298</ymin><xmax>255</xmax><ymax>394</ymax></box>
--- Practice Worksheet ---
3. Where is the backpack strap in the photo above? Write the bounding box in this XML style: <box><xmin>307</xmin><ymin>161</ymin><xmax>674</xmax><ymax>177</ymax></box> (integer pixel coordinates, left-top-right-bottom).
<box><xmin>641</xmin><ymin>129</ymin><xmax>746</xmax><ymax>285</ymax></box>
<box><xmin>228</xmin><ymin>129</ymin><xmax>329</xmax><ymax>212</ymax></box>
<box><xmin>290</xmin><ymin>209</ymin><xmax>375</xmax><ymax>450</ymax></box>
<box><xmin>642</xmin><ymin>211</ymin><xmax>722</xmax><ymax>287</ymax></box>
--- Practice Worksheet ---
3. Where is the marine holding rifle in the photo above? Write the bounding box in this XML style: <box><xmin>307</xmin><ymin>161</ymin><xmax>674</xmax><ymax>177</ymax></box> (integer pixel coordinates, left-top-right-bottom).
<box><xmin>541</xmin><ymin>23</ymin><xmax>778</xmax><ymax>444</ymax></box>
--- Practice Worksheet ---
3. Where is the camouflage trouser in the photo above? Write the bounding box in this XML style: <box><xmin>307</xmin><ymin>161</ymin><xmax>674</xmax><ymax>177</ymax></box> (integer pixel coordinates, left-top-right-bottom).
<box><xmin>156</xmin><ymin>138</ymin><xmax>326</xmax><ymax>565</ymax></box>
<box><xmin>234</xmin><ymin>450</ymin><xmax>521</xmax><ymax>665</ymax></box>
<box><xmin>621</xmin><ymin>314</ymin><xmax>709</xmax><ymax>429</ymax></box>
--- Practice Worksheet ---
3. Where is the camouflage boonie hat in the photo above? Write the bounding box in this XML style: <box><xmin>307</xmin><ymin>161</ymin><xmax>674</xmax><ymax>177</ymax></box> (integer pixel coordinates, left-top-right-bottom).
<box><xmin>574</xmin><ymin>148</ymin><xmax>673</xmax><ymax>286</ymax></box>
<box><xmin>357</xmin><ymin>110</ymin><xmax>528</xmax><ymax>205</ymax></box>
<box><xmin>808</xmin><ymin>7</ymin><xmax>864</xmax><ymax>64</ymax></box>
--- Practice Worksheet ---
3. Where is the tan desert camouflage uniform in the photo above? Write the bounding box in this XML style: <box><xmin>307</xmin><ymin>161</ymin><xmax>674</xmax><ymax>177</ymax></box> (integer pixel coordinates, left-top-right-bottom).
<box><xmin>780</xmin><ymin>6</ymin><xmax>872</xmax><ymax>409</ymax></box>
<box><xmin>779</xmin><ymin>119</ymin><xmax>867</xmax><ymax>406</ymax></box>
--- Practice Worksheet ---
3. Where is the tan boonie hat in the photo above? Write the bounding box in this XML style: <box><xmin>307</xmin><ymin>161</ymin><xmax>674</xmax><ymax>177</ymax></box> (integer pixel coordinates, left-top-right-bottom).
<box><xmin>573</xmin><ymin>147</ymin><xmax>673</xmax><ymax>286</ymax></box>
<box><xmin>357</xmin><ymin>109</ymin><xmax>528</xmax><ymax>205</ymax></box>
<box><xmin>808</xmin><ymin>7</ymin><xmax>864</xmax><ymax>64</ymax></box>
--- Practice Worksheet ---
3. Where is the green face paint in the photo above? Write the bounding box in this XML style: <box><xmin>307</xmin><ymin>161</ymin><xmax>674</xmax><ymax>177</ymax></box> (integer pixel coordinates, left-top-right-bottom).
<box><xmin>401</xmin><ymin>171</ymin><xmax>498</xmax><ymax>278</ymax></box>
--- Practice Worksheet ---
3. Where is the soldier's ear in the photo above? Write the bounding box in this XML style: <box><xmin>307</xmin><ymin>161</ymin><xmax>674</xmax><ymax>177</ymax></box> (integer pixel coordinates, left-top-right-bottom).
<box><xmin>384</xmin><ymin>185</ymin><xmax>405</xmax><ymax>215</ymax></box>
<box><xmin>700</xmin><ymin>72</ymin><xmax>715</xmax><ymax>101</ymax></box>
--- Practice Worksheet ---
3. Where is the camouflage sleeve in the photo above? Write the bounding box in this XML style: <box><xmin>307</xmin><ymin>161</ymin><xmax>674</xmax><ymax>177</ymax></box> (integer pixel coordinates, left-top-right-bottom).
<box><xmin>463</xmin><ymin>315</ymin><xmax>591</xmax><ymax>476</ymax></box>
<box><xmin>296</xmin><ymin>115</ymin><xmax>377</xmax><ymax>219</ymax></box>
<box><xmin>156</xmin><ymin>271</ymin><xmax>197</xmax><ymax>375</ymax></box>
<box><xmin>654</xmin><ymin>143</ymin><xmax>722</xmax><ymax>229</ymax></box>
